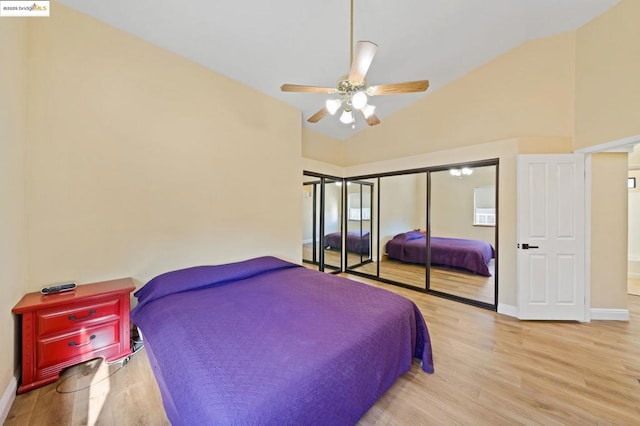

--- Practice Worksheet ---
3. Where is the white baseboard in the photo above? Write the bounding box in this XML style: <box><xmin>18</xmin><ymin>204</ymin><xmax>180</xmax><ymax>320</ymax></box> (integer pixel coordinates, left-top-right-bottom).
<box><xmin>629</xmin><ymin>272</ymin><xmax>640</xmax><ymax>279</ymax></box>
<box><xmin>302</xmin><ymin>238</ymin><xmax>313</xmax><ymax>244</ymax></box>
<box><xmin>497</xmin><ymin>303</ymin><xmax>518</xmax><ymax>318</ymax></box>
<box><xmin>590</xmin><ymin>308</ymin><xmax>630</xmax><ymax>321</ymax></box>
<box><xmin>0</xmin><ymin>369</ymin><xmax>18</xmax><ymax>424</ymax></box>
<box><xmin>497</xmin><ymin>304</ymin><xmax>629</xmax><ymax>321</ymax></box>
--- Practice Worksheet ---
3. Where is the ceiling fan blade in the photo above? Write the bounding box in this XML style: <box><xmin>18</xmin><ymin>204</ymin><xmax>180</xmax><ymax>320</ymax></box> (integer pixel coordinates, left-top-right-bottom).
<box><xmin>281</xmin><ymin>84</ymin><xmax>336</xmax><ymax>94</ymax></box>
<box><xmin>348</xmin><ymin>41</ymin><xmax>378</xmax><ymax>85</ymax></box>
<box><xmin>359</xmin><ymin>110</ymin><xmax>381</xmax><ymax>126</ymax></box>
<box><xmin>307</xmin><ymin>108</ymin><xmax>328</xmax><ymax>123</ymax></box>
<box><xmin>367</xmin><ymin>80</ymin><xmax>430</xmax><ymax>96</ymax></box>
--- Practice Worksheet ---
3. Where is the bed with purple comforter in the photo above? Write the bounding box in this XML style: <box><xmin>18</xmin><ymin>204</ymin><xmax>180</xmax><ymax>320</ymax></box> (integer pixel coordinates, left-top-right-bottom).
<box><xmin>324</xmin><ymin>230</ymin><xmax>370</xmax><ymax>255</ymax></box>
<box><xmin>131</xmin><ymin>256</ymin><xmax>433</xmax><ymax>425</ymax></box>
<box><xmin>386</xmin><ymin>230</ymin><xmax>495</xmax><ymax>276</ymax></box>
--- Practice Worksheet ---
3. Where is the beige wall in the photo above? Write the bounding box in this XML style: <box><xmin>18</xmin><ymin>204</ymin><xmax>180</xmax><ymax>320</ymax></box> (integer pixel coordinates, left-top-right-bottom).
<box><xmin>23</xmin><ymin>4</ymin><xmax>302</xmax><ymax>290</ymax></box>
<box><xmin>0</xmin><ymin>19</ymin><xmax>28</xmax><ymax>405</ymax></box>
<box><xmin>301</xmin><ymin>157</ymin><xmax>345</xmax><ymax>178</ymax></box>
<box><xmin>591</xmin><ymin>153</ymin><xmax>629</xmax><ymax>308</ymax></box>
<box><xmin>302</xmin><ymin>127</ymin><xmax>346</xmax><ymax>166</ymax></box>
<box><xmin>341</xmin><ymin>32</ymin><xmax>576</xmax><ymax>165</ymax></box>
<box><xmin>575</xmin><ymin>0</ymin><xmax>640</xmax><ymax>149</ymax></box>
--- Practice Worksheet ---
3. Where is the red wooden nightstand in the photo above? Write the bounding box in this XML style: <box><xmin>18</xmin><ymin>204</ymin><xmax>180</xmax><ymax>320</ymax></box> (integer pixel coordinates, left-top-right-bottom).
<box><xmin>12</xmin><ymin>278</ymin><xmax>135</xmax><ymax>394</ymax></box>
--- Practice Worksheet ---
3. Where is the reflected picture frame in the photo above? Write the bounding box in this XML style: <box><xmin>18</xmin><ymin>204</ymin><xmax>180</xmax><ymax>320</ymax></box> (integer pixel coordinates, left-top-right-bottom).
<box><xmin>629</xmin><ymin>177</ymin><xmax>637</xmax><ymax>189</ymax></box>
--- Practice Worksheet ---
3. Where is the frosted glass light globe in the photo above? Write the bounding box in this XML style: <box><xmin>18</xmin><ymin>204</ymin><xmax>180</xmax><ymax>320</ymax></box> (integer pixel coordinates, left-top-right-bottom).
<box><xmin>351</xmin><ymin>91</ymin><xmax>368</xmax><ymax>110</ymax></box>
<box><xmin>340</xmin><ymin>109</ymin><xmax>354</xmax><ymax>124</ymax></box>
<box><xmin>325</xmin><ymin>98</ymin><xmax>342</xmax><ymax>115</ymax></box>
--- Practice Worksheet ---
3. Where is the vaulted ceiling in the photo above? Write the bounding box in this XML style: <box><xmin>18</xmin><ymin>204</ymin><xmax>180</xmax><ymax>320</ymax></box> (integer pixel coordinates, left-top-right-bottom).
<box><xmin>57</xmin><ymin>0</ymin><xmax>620</xmax><ymax>140</ymax></box>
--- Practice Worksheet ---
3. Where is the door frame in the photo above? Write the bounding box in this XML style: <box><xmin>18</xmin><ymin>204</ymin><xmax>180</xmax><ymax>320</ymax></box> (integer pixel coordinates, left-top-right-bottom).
<box><xmin>577</xmin><ymin>134</ymin><xmax>640</xmax><ymax>321</ymax></box>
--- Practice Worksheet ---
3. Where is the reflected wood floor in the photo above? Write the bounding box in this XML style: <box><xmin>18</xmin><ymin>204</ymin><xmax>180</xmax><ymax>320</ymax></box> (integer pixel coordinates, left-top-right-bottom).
<box><xmin>7</xmin><ymin>276</ymin><xmax>640</xmax><ymax>425</ymax></box>
<box><xmin>304</xmin><ymin>243</ymin><xmax>495</xmax><ymax>304</ymax></box>
<box><xmin>302</xmin><ymin>243</ymin><xmax>342</xmax><ymax>270</ymax></box>
<box><xmin>350</xmin><ymin>258</ymin><xmax>495</xmax><ymax>304</ymax></box>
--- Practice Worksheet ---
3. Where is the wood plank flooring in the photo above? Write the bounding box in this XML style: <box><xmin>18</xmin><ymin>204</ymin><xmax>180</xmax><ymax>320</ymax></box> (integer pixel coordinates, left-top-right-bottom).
<box><xmin>7</xmin><ymin>275</ymin><xmax>640</xmax><ymax>425</ymax></box>
<box><xmin>6</xmin><ymin>351</ymin><xmax>168</xmax><ymax>425</ymax></box>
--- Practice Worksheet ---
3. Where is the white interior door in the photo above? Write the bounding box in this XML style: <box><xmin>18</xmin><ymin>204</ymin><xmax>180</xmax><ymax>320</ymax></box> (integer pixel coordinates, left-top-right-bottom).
<box><xmin>517</xmin><ymin>154</ymin><xmax>586</xmax><ymax>320</ymax></box>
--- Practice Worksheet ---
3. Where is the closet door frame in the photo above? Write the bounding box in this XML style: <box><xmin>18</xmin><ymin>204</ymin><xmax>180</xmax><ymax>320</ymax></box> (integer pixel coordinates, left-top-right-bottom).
<box><xmin>343</xmin><ymin>158</ymin><xmax>499</xmax><ymax>311</ymax></box>
<box><xmin>426</xmin><ymin>159</ymin><xmax>499</xmax><ymax>311</ymax></box>
<box><xmin>344</xmin><ymin>180</ymin><xmax>375</xmax><ymax>272</ymax></box>
<box><xmin>303</xmin><ymin>171</ymin><xmax>344</xmax><ymax>274</ymax></box>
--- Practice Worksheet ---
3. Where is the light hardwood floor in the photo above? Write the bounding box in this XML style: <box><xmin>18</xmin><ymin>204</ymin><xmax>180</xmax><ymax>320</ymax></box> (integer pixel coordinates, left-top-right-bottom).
<box><xmin>7</xmin><ymin>276</ymin><xmax>640</xmax><ymax>425</ymax></box>
<box><xmin>6</xmin><ymin>350</ymin><xmax>168</xmax><ymax>425</ymax></box>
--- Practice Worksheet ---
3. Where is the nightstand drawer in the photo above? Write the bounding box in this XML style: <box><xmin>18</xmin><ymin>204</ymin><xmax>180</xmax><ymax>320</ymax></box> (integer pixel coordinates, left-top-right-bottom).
<box><xmin>37</xmin><ymin>299</ymin><xmax>120</xmax><ymax>336</ymax></box>
<box><xmin>37</xmin><ymin>321</ymin><xmax>120</xmax><ymax>369</ymax></box>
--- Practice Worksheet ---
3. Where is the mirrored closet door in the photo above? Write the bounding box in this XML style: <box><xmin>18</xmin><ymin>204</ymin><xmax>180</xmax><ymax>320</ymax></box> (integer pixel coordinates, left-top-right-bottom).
<box><xmin>302</xmin><ymin>175</ymin><xmax>321</xmax><ymax>270</ymax></box>
<box><xmin>341</xmin><ymin>160</ymin><xmax>498</xmax><ymax>310</ymax></box>
<box><xmin>428</xmin><ymin>163</ymin><xmax>498</xmax><ymax>307</ymax></box>
<box><xmin>345</xmin><ymin>179</ymin><xmax>375</xmax><ymax>273</ymax></box>
<box><xmin>378</xmin><ymin>172</ymin><xmax>427</xmax><ymax>289</ymax></box>
<box><xmin>323</xmin><ymin>177</ymin><xmax>343</xmax><ymax>272</ymax></box>
<box><xmin>302</xmin><ymin>172</ymin><xmax>343</xmax><ymax>273</ymax></box>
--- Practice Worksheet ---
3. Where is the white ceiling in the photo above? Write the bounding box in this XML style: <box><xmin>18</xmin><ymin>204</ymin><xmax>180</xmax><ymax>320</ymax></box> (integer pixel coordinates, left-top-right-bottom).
<box><xmin>56</xmin><ymin>0</ymin><xmax>619</xmax><ymax>140</ymax></box>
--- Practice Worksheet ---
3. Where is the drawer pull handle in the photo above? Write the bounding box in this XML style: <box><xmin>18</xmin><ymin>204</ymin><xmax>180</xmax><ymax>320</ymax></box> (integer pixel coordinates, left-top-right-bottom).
<box><xmin>68</xmin><ymin>334</ymin><xmax>96</xmax><ymax>348</ymax></box>
<box><xmin>68</xmin><ymin>310</ymin><xmax>96</xmax><ymax>322</ymax></box>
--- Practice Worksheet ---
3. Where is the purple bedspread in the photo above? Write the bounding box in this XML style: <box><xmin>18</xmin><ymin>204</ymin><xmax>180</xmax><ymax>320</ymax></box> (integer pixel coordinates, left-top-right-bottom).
<box><xmin>131</xmin><ymin>256</ymin><xmax>433</xmax><ymax>425</ymax></box>
<box><xmin>386</xmin><ymin>231</ymin><xmax>494</xmax><ymax>276</ymax></box>
<box><xmin>324</xmin><ymin>230</ymin><xmax>370</xmax><ymax>255</ymax></box>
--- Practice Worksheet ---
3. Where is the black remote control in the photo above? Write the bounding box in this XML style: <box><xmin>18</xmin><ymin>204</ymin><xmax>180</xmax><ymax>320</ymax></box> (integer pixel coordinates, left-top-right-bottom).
<box><xmin>41</xmin><ymin>282</ymin><xmax>77</xmax><ymax>295</ymax></box>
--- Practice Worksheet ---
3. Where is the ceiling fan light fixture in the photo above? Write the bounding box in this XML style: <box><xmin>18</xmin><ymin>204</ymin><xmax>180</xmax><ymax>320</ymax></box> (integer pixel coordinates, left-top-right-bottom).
<box><xmin>326</xmin><ymin>98</ymin><xmax>342</xmax><ymax>115</ymax></box>
<box><xmin>361</xmin><ymin>104</ymin><xmax>376</xmax><ymax>119</ymax></box>
<box><xmin>351</xmin><ymin>91</ymin><xmax>368</xmax><ymax>110</ymax></box>
<box><xmin>279</xmin><ymin>0</ymin><xmax>429</xmax><ymax>129</ymax></box>
<box><xmin>340</xmin><ymin>109</ymin><xmax>354</xmax><ymax>124</ymax></box>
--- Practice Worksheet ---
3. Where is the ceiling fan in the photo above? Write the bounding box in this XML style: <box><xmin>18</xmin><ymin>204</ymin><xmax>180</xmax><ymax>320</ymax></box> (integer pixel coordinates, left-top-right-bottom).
<box><xmin>280</xmin><ymin>0</ymin><xmax>429</xmax><ymax>128</ymax></box>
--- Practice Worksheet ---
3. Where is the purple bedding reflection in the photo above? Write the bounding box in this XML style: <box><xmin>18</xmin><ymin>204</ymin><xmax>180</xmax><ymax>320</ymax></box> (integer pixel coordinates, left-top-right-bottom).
<box><xmin>324</xmin><ymin>230</ymin><xmax>370</xmax><ymax>255</ymax></box>
<box><xmin>131</xmin><ymin>256</ymin><xmax>433</xmax><ymax>425</ymax></box>
<box><xmin>386</xmin><ymin>231</ymin><xmax>494</xmax><ymax>276</ymax></box>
